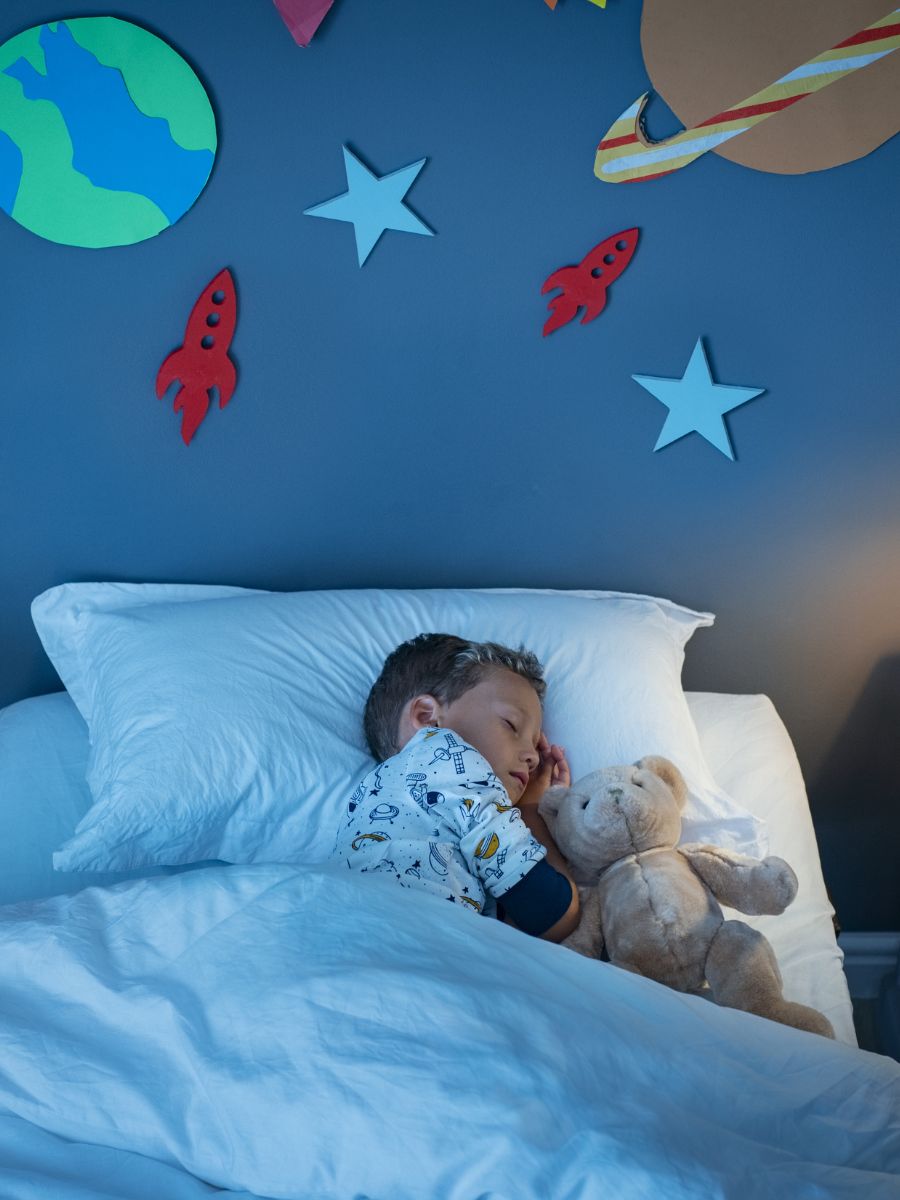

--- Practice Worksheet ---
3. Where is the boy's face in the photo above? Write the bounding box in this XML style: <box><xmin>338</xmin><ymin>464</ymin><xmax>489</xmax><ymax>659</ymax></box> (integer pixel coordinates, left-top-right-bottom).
<box><xmin>404</xmin><ymin>668</ymin><xmax>542</xmax><ymax>803</ymax></box>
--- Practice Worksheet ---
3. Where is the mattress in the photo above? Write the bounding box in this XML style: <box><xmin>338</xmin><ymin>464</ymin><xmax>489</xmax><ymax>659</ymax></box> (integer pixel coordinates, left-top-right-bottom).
<box><xmin>0</xmin><ymin>687</ymin><xmax>855</xmax><ymax>1043</ymax></box>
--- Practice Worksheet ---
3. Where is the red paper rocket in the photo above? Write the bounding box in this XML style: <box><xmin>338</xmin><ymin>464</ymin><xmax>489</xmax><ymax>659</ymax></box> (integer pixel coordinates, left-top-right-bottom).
<box><xmin>156</xmin><ymin>268</ymin><xmax>238</xmax><ymax>445</ymax></box>
<box><xmin>541</xmin><ymin>228</ymin><xmax>639</xmax><ymax>336</ymax></box>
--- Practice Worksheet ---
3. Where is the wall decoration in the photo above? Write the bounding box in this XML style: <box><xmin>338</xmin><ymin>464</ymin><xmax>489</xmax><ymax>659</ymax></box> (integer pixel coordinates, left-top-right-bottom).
<box><xmin>541</xmin><ymin>228</ymin><xmax>639</xmax><ymax>336</ymax></box>
<box><xmin>631</xmin><ymin>338</ymin><xmax>765</xmax><ymax>459</ymax></box>
<box><xmin>595</xmin><ymin>4</ymin><xmax>900</xmax><ymax>183</ymax></box>
<box><xmin>304</xmin><ymin>145</ymin><xmax>433</xmax><ymax>267</ymax></box>
<box><xmin>0</xmin><ymin>18</ymin><xmax>216</xmax><ymax>247</ymax></box>
<box><xmin>156</xmin><ymin>269</ymin><xmax>238</xmax><ymax>446</ymax></box>
<box><xmin>272</xmin><ymin>0</ymin><xmax>335</xmax><ymax>47</ymax></box>
<box><xmin>641</xmin><ymin>0</ymin><xmax>900</xmax><ymax>177</ymax></box>
<box><xmin>544</xmin><ymin>1</ymin><xmax>607</xmax><ymax>10</ymax></box>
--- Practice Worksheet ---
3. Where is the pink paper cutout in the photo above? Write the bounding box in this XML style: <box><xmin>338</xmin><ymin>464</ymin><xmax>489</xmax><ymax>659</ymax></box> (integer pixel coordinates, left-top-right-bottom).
<box><xmin>272</xmin><ymin>0</ymin><xmax>335</xmax><ymax>47</ymax></box>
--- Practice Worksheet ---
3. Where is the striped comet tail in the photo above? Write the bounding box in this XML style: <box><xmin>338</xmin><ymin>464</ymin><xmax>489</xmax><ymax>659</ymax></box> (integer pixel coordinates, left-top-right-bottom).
<box><xmin>595</xmin><ymin>7</ymin><xmax>900</xmax><ymax>183</ymax></box>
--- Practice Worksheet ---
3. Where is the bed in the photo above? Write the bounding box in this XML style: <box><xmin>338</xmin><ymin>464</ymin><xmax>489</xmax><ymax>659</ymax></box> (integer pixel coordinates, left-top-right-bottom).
<box><xmin>0</xmin><ymin>584</ymin><xmax>896</xmax><ymax>1198</ymax></box>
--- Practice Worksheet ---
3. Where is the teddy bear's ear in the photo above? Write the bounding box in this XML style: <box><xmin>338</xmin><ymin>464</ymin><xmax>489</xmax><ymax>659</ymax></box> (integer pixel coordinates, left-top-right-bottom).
<box><xmin>636</xmin><ymin>756</ymin><xmax>688</xmax><ymax>809</ymax></box>
<box><xmin>537</xmin><ymin>784</ymin><xmax>569</xmax><ymax>822</ymax></box>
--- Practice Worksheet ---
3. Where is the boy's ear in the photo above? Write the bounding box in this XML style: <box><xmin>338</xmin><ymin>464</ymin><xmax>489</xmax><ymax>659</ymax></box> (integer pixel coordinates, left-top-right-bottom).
<box><xmin>405</xmin><ymin>693</ymin><xmax>443</xmax><ymax>731</ymax></box>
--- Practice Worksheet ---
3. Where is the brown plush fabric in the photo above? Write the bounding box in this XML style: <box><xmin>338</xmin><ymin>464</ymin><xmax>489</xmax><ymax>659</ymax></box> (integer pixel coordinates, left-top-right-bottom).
<box><xmin>539</xmin><ymin>756</ymin><xmax>834</xmax><ymax>1038</ymax></box>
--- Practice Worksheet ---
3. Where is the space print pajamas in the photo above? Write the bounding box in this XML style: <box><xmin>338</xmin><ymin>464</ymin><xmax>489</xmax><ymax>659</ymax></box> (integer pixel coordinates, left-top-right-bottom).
<box><xmin>332</xmin><ymin>726</ymin><xmax>548</xmax><ymax>917</ymax></box>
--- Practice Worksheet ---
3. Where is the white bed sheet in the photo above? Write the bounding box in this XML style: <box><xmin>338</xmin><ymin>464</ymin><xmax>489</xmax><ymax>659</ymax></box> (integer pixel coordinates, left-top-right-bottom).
<box><xmin>0</xmin><ymin>861</ymin><xmax>898</xmax><ymax>1200</ymax></box>
<box><xmin>686</xmin><ymin>692</ymin><xmax>855</xmax><ymax>1044</ymax></box>
<box><xmin>0</xmin><ymin>691</ymin><xmax>215</xmax><ymax>904</ymax></box>
<box><xmin>0</xmin><ymin>689</ymin><xmax>888</xmax><ymax>1199</ymax></box>
<box><xmin>0</xmin><ymin>689</ymin><xmax>854</xmax><ymax>1043</ymax></box>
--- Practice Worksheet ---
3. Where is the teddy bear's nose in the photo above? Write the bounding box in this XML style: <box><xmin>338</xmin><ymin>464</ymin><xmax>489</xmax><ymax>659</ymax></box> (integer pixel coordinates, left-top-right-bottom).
<box><xmin>610</xmin><ymin>788</ymin><xmax>623</xmax><ymax>805</ymax></box>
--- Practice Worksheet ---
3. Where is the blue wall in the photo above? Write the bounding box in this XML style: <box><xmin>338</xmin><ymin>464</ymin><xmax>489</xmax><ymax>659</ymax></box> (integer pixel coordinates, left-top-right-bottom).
<box><xmin>1</xmin><ymin>1</ymin><xmax>898</xmax><ymax>925</ymax></box>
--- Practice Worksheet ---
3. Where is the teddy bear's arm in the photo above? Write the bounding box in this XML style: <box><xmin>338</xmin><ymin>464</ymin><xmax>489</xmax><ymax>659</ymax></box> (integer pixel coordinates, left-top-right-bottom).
<box><xmin>680</xmin><ymin>844</ymin><xmax>798</xmax><ymax>915</ymax></box>
<box><xmin>561</xmin><ymin>885</ymin><xmax>604</xmax><ymax>959</ymax></box>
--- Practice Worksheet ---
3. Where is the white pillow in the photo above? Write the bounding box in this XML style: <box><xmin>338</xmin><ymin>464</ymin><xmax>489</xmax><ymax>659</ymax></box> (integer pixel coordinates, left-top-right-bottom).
<box><xmin>31</xmin><ymin>583</ymin><xmax>766</xmax><ymax>872</ymax></box>
<box><xmin>31</xmin><ymin>581</ymin><xmax>257</xmax><ymax>721</ymax></box>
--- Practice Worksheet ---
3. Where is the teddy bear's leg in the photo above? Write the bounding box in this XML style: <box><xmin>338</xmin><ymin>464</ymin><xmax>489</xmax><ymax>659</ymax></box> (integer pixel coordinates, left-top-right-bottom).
<box><xmin>706</xmin><ymin>920</ymin><xmax>835</xmax><ymax>1038</ymax></box>
<box><xmin>688</xmin><ymin>983</ymin><xmax>714</xmax><ymax>1001</ymax></box>
<box><xmin>562</xmin><ymin>885</ymin><xmax>604</xmax><ymax>959</ymax></box>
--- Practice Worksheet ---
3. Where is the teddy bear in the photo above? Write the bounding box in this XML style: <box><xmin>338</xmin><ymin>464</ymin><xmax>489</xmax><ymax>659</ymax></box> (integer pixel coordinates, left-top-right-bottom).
<box><xmin>538</xmin><ymin>755</ymin><xmax>835</xmax><ymax>1038</ymax></box>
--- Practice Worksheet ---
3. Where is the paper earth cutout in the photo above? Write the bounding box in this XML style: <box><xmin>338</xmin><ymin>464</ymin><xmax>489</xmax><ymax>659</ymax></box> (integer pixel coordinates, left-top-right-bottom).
<box><xmin>0</xmin><ymin>17</ymin><xmax>216</xmax><ymax>247</ymax></box>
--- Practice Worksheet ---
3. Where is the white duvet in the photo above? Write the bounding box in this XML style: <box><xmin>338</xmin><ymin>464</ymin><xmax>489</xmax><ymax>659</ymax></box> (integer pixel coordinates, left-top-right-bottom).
<box><xmin>0</xmin><ymin>862</ymin><xmax>897</xmax><ymax>1200</ymax></box>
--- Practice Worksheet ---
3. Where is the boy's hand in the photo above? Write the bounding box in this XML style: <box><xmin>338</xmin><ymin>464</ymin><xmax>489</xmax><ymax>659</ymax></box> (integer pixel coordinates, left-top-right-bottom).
<box><xmin>519</xmin><ymin>733</ymin><xmax>570</xmax><ymax>809</ymax></box>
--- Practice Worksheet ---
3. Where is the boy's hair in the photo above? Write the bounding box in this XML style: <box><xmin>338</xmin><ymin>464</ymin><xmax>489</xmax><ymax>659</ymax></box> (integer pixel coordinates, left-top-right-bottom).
<box><xmin>363</xmin><ymin>632</ymin><xmax>546</xmax><ymax>762</ymax></box>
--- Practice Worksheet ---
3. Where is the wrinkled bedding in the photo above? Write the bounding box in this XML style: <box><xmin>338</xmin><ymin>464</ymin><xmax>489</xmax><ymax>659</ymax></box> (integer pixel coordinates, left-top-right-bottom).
<box><xmin>0</xmin><ymin>862</ymin><xmax>897</xmax><ymax>1199</ymax></box>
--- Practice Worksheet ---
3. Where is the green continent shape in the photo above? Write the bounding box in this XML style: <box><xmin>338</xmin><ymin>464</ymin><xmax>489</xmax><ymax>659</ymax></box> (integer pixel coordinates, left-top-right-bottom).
<box><xmin>66</xmin><ymin>17</ymin><xmax>216</xmax><ymax>154</ymax></box>
<box><xmin>0</xmin><ymin>25</ymin><xmax>48</xmax><ymax>76</ymax></box>
<box><xmin>0</xmin><ymin>66</ymin><xmax>168</xmax><ymax>247</ymax></box>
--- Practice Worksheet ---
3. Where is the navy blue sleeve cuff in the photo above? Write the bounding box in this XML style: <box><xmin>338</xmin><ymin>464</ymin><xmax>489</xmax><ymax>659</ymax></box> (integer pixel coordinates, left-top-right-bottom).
<box><xmin>498</xmin><ymin>858</ymin><xmax>573</xmax><ymax>937</ymax></box>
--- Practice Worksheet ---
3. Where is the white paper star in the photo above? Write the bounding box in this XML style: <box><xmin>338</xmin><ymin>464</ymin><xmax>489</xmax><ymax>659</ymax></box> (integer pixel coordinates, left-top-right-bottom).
<box><xmin>303</xmin><ymin>145</ymin><xmax>433</xmax><ymax>266</ymax></box>
<box><xmin>632</xmin><ymin>338</ymin><xmax>765</xmax><ymax>459</ymax></box>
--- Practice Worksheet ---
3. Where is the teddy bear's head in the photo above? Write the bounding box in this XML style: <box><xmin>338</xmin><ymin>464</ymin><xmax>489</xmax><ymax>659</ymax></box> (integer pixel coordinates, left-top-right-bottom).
<box><xmin>538</xmin><ymin>755</ymin><xmax>688</xmax><ymax>884</ymax></box>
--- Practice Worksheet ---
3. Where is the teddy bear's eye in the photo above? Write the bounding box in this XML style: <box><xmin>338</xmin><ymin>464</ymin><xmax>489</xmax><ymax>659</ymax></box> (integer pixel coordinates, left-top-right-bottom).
<box><xmin>581</xmin><ymin>799</ymin><xmax>589</xmax><ymax>810</ymax></box>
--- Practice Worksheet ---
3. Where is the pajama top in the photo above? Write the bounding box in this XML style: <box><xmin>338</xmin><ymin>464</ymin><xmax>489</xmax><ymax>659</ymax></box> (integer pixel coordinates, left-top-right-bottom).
<box><xmin>332</xmin><ymin>726</ymin><xmax>548</xmax><ymax>916</ymax></box>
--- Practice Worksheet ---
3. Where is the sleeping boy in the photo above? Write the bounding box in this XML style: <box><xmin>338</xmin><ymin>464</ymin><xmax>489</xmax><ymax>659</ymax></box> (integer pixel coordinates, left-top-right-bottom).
<box><xmin>332</xmin><ymin>633</ymin><xmax>580</xmax><ymax>941</ymax></box>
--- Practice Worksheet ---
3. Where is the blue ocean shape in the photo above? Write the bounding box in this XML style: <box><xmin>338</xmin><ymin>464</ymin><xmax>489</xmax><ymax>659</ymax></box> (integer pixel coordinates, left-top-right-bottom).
<box><xmin>3</xmin><ymin>22</ymin><xmax>213</xmax><ymax>224</ymax></box>
<box><xmin>0</xmin><ymin>128</ymin><xmax>23</xmax><ymax>215</ymax></box>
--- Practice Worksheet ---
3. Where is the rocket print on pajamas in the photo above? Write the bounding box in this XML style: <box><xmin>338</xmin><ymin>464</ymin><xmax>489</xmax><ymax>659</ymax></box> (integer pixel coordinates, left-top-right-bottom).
<box><xmin>332</xmin><ymin>726</ymin><xmax>548</xmax><ymax>915</ymax></box>
<box><xmin>427</xmin><ymin>731</ymin><xmax>475</xmax><ymax>775</ymax></box>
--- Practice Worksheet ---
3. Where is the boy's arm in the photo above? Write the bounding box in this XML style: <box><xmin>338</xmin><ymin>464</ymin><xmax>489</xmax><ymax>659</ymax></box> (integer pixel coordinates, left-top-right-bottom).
<box><xmin>516</xmin><ymin>800</ymin><xmax>580</xmax><ymax>942</ymax></box>
<box><xmin>509</xmin><ymin>736</ymin><xmax>579</xmax><ymax>942</ymax></box>
<box><xmin>452</xmin><ymin>731</ymin><xmax>578</xmax><ymax>939</ymax></box>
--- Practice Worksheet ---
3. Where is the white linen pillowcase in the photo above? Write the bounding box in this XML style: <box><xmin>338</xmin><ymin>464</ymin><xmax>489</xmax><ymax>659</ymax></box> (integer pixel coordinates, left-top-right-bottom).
<box><xmin>31</xmin><ymin>583</ymin><xmax>767</xmax><ymax>872</ymax></box>
<box><xmin>31</xmin><ymin>581</ymin><xmax>259</xmax><ymax>722</ymax></box>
